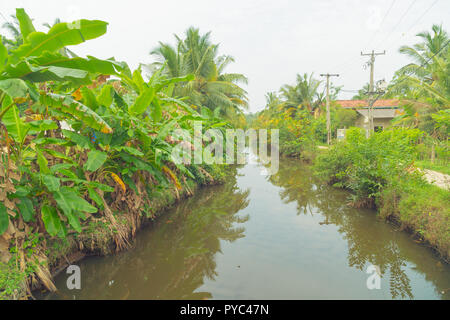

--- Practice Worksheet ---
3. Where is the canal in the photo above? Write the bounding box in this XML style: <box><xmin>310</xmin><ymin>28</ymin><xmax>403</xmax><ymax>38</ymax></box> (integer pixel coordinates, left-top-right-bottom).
<box><xmin>43</xmin><ymin>155</ymin><xmax>450</xmax><ymax>300</ymax></box>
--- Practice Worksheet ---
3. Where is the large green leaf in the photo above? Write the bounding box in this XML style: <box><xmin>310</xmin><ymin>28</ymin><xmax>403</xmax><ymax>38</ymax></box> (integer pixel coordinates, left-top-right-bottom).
<box><xmin>97</xmin><ymin>84</ymin><xmax>114</xmax><ymax>107</ymax></box>
<box><xmin>36</xmin><ymin>147</ymin><xmax>50</xmax><ymax>174</ymax></box>
<box><xmin>128</xmin><ymin>86</ymin><xmax>155</xmax><ymax>115</ymax></box>
<box><xmin>80</xmin><ymin>87</ymin><xmax>99</xmax><ymax>110</ymax></box>
<box><xmin>27</xmin><ymin>119</ymin><xmax>58</xmax><ymax>133</ymax></box>
<box><xmin>150</xmin><ymin>98</ymin><xmax>162</xmax><ymax>122</ymax></box>
<box><xmin>0</xmin><ymin>78</ymin><xmax>39</xmax><ymax>101</ymax></box>
<box><xmin>84</xmin><ymin>150</ymin><xmax>108</xmax><ymax>171</ymax></box>
<box><xmin>54</xmin><ymin>187</ymin><xmax>97</xmax><ymax>232</ymax></box>
<box><xmin>61</xmin><ymin>129</ymin><xmax>94</xmax><ymax>149</ymax></box>
<box><xmin>43</xmin><ymin>174</ymin><xmax>61</xmax><ymax>192</ymax></box>
<box><xmin>40</xmin><ymin>93</ymin><xmax>113</xmax><ymax>134</ymax></box>
<box><xmin>9</xmin><ymin>19</ymin><xmax>108</xmax><ymax>64</ymax></box>
<box><xmin>1</xmin><ymin>95</ymin><xmax>28</xmax><ymax>142</ymax></box>
<box><xmin>4</xmin><ymin>53</ymin><xmax>126</xmax><ymax>80</ymax></box>
<box><xmin>0</xmin><ymin>36</ymin><xmax>7</xmax><ymax>72</ymax></box>
<box><xmin>41</xmin><ymin>205</ymin><xmax>63</xmax><ymax>237</ymax></box>
<box><xmin>17</xmin><ymin>197</ymin><xmax>34</xmax><ymax>222</ymax></box>
<box><xmin>18</xmin><ymin>65</ymin><xmax>89</xmax><ymax>84</ymax></box>
<box><xmin>114</xmin><ymin>146</ymin><xmax>144</xmax><ymax>156</ymax></box>
<box><xmin>15</xmin><ymin>8</ymin><xmax>36</xmax><ymax>42</ymax></box>
<box><xmin>0</xmin><ymin>203</ymin><xmax>9</xmax><ymax>235</ymax></box>
<box><xmin>87</xmin><ymin>187</ymin><xmax>104</xmax><ymax>208</ymax></box>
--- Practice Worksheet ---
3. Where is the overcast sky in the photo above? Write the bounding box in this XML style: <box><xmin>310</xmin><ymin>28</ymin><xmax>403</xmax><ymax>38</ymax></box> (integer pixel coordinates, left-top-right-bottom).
<box><xmin>1</xmin><ymin>0</ymin><xmax>449</xmax><ymax>112</ymax></box>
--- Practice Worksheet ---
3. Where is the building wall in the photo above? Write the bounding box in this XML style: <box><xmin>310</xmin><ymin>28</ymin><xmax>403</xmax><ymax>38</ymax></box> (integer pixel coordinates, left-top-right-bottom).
<box><xmin>354</xmin><ymin>115</ymin><xmax>393</xmax><ymax>131</ymax></box>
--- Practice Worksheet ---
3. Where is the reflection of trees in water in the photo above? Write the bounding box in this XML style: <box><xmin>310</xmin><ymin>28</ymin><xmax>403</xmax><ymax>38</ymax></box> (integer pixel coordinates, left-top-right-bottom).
<box><xmin>264</xmin><ymin>159</ymin><xmax>450</xmax><ymax>300</ymax></box>
<box><xmin>50</xmin><ymin>168</ymin><xmax>250</xmax><ymax>300</ymax></box>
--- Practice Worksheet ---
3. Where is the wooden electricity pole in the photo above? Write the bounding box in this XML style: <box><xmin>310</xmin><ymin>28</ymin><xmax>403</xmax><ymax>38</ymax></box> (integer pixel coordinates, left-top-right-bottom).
<box><xmin>320</xmin><ymin>73</ymin><xmax>339</xmax><ymax>145</ymax></box>
<box><xmin>361</xmin><ymin>50</ymin><xmax>385</xmax><ymax>135</ymax></box>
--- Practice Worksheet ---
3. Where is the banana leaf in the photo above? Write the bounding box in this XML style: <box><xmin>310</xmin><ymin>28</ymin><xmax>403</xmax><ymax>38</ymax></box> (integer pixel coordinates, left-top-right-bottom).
<box><xmin>10</xmin><ymin>19</ymin><xmax>108</xmax><ymax>64</ymax></box>
<box><xmin>40</xmin><ymin>93</ymin><xmax>113</xmax><ymax>134</ymax></box>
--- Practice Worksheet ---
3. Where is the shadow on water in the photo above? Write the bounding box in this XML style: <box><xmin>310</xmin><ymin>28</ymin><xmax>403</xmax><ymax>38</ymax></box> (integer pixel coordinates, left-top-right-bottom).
<box><xmin>43</xmin><ymin>166</ymin><xmax>250</xmax><ymax>300</ymax></box>
<box><xmin>42</xmin><ymin>158</ymin><xmax>449</xmax><ymax>300</ymax></box>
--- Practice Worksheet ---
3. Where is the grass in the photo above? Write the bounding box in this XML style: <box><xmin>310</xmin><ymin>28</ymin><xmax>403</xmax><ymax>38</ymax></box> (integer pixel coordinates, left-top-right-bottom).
<box><xmin>378</xmin><ymin>174</ymin><xmax>450</xmax><ymax>261</ymax></box>
<box><xmin>0</xmin><ymin>260</ymin><xmax>26</xmax><ymax>300</ymax></box>
<box><xmin>415</xmin><ymin>160</ymin><xmax>450</xmax><ymax>175</ymax></box>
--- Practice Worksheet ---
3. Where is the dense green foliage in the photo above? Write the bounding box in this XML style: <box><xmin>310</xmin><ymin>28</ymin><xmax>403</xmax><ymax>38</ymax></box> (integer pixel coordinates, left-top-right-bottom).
<box><xmin>150</xmin><ymin>27</ymin><xmax>248</xmax><ymax>121</ymax></box>
<box><xmin>386</xmin><ymin>24</ymin><xmax>449</xmax><ymax>166</ymax></box>
<box><xmin>0</xmin><ymin>9</ymin><xmax>245</xmax><ymax>298</ymax></box>
<box><xmin>315</xmin><ymin>127</ymin><xmax>423</xmax><ymax>203</ymax></box>
<box><xmin>315</xmin><ymin>127</ymin><xmax>449</xmax><ymax>259</ymax></box>
<box><xmin>251</xmin><ymin>74</ymin><xmax>355</xmax><ymax>158</ymax></box>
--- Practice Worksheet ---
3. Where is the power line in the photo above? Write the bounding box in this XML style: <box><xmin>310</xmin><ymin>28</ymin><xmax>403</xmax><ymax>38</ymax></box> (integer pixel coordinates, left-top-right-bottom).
<box><xmin>363</xmin><ymin>0</ymin><xmax>397</xmax><ymax>50</ymax></box>
<box><xmin>405</xmin><ymin>0</ymin><xmax>439</xmax><ymax>35</ymax></box>
<box><xmin>0</xmin><ymin>11</ymin><xmax>10</xmax><ymax>24</ymax></box>
<box><xmin>373</xmin><ymin>0</ymin><xmax>418</xmax><ymax>49</ymax></box>
<box><xmin>330</xmin><ymin>0</ymin><xmax>398</xmax><ymax>75</ymax></box>
<box><xmin>385</xmin><ymin>0</ymin><xmax>440</xmax><ymax>50</ymax></box>
<box><xmin>348</xmin><ymin>0</ymin><xmax>439</xmax><ymax>99</ymax></box>
<box><xmin>331</xmin><ymin>0</ymin><xmax>396</xmax><ymax>73</ymax></box>
<box><xmin>371</xmin><ymin>38</ymin><xmax>450</xmax><ymax>109</ymax></box>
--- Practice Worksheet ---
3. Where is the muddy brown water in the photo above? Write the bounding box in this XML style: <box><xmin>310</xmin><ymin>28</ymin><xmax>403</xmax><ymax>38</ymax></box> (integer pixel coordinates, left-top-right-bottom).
<box><xmin>41</xmin><ymin>156</ymin><xmax>450</xmax><ymax>300</ymax></box>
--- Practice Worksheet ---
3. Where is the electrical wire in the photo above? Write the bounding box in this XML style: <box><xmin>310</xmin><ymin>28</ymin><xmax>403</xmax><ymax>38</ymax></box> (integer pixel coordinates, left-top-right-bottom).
<box><xmin>363</xmin><ymin>0</ymin><xmax>397</xmax><ymax>50</ymax></box>
<box><xmin>373</xmin><ymin>0</ymin><xmax>418</xmax><ymax>49</ymax></box>
<box><xmin>371</xmin><ymin>38</ymin><xmax>450</xmax><ymax>104</ymax></box>
<box><xmin>382</xmin><ymin>0</ymin><xmax>440</xmax><ymax>53</ymax></box>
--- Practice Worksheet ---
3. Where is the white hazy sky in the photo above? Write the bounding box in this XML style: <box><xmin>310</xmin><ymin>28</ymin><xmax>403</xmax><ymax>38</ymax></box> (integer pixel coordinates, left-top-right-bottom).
<box><xmin>1</xmin><ymin>0</ymin><xmax>449</xmax><ymax>112</ymax></box>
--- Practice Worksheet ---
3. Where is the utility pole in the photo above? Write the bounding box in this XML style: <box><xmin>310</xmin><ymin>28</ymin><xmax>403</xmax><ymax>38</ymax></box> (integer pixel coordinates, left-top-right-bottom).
<box><xmin>361</xmin><ymin>50</ymin><xmax>385</xmax><ymax>135</ymax></box>
<box><xmin>320</xmin><ymin>73</ymin><xmax>339</xmax><ymax>145</ymax></box>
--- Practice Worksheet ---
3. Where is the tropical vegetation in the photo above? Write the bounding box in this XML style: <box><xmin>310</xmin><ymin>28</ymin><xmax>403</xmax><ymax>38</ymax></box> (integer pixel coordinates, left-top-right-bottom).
<box><xmin>149</xmin><ymin>27</ymin><xmax>248</xmax><ymax>124</ymax></box>
<box><xmin>313</xmin><ymin>24</ymin><xmax>449</xmax><ymax>260</ymax></box>
<box><xmin>251</xmin><ymin>73</ymin><xmax>355</xmax><ymax>158</ymax></box>
<box><xmin>0</xmin><ymin>9</ymin><xmax>245</xmax><ymax>299</ymax></box>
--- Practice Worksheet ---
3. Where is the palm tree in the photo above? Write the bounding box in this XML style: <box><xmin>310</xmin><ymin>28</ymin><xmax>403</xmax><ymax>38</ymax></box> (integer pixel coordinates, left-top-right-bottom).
<box><xmin>393</xmin><ymin>24</ymin><xmax>449</xmax><ymax>106</ymax></box>
<box><xmin>279</xmin><ymin>73</ymin><xmax>323</xmax><ymax>117</ymax></box>
<box><xmin>264</xmin><ymin>92</ymin><xmax>281</xmax><ymax>110</ymax></box>
<box><xmin>390</xmin><ymin>24</ymin><xmax>449</xmax><ymax>161</ymax></box>
<box><xmin>352</xmin><ymin>83</ymin><xmax>370</xmax><ymax>100</ymax></box>
<box><xmin>1</xmin><ymin>15</ymin><xmax>23</xmax><ymax>51</ymax></box>
<box><xmin>150</xmin><ymin>27</ymin><xmax>248</xmax><ymax>116</ymax></box>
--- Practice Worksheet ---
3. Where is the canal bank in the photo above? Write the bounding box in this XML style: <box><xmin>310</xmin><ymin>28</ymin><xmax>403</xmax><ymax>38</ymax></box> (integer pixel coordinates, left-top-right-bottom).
<box><xmin>41</xmin><ymin>156</ymin><xmax>450</xmax><ymax>300</ymax></box>
<box><xmin>8</xmin><ymin>165</ymin><xmax>229</xmax><ymax>300</ymax></box>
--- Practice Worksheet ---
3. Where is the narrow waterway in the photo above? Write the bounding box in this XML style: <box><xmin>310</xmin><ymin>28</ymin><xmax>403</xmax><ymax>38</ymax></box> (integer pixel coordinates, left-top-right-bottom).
<box><xmin>43</xmin><ymin>155</ymin><xmax>450</xmax><ymax>300</ymax></box>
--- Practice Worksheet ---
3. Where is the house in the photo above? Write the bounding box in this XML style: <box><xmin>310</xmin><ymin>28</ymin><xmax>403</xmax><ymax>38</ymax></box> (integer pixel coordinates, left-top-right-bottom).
<box><xmin>335</xmin><ymin>99</ymin><xmax>403</xmax><ymax>132</ymax></box>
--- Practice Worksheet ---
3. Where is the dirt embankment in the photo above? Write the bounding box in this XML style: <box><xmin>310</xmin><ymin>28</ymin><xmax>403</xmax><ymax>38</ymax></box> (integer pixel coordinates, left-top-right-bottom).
<box><xmin>421</xmin><ymin>169</ymin><xmax>450</xmax><ymax>190</ymax></box>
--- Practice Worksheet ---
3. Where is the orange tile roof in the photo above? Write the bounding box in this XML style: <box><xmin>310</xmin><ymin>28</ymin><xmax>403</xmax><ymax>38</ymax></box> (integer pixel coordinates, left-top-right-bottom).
<box><xmin>336</xmin><ymin>99</ymin><xmax>400</xmax><ymax>108</ymax></box>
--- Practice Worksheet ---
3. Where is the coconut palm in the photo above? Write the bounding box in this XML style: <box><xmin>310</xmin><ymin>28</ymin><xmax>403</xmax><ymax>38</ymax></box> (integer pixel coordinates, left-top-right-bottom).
<box><xmin>279</xmin><ymin>73</ymin><xmax>324</xmax><ymax>117</ymax></box>
<box><xmin>389</xmin><ymin>24</ymin><xmax>449</xmax><ymax>162</ymax></box>
<box><xmin>352</xmin><ymin>83</ymin><xmax>370</xmax><ymax>100</ymax></box>
<box><xmin>150</xmin><ymin>27</ymin><xmax>248</xmax><ymax>116</ymax></box>
<box><xmin>394</xmin><ymin>24</ymin><xmax>449</xmax><ymax>105</ymax></box>
<box><xmin>391</xmin><ymin>24</ymin><xmax>449</xmax><ymax>139</ymax></box>
<box><xmin>265</xmin><ymin>92</ymin><xmax>282</xmax><ymax>110</ymax></box>
<box><xmin>1</xmin><ymin>15</ymin><xmax>23</xmax><ymax>51</ymax></box>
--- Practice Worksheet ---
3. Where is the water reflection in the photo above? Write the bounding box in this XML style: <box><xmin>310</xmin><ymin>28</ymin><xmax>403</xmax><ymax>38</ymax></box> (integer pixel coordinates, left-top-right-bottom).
<box><xmin>45</xmin><ymin>167</ymin><xmax>250</xmax><ymax>300</ymax></box>
<box><xmin>43</xmin><ymin>159</ymin><xmax>449</xmax><ymax>300</ymax></box>
<box><xmin>265</xmin><ymin>158</ymin><xmax>449</xmax><ymax>299</ymax></box>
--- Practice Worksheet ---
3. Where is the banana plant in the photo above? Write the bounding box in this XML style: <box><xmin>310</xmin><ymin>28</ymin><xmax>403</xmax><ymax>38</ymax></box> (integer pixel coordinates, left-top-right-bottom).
<box><xmin>0</xmin><ymin>9</ymin><xmax>122</xmax><ymax>236</ymax></box>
